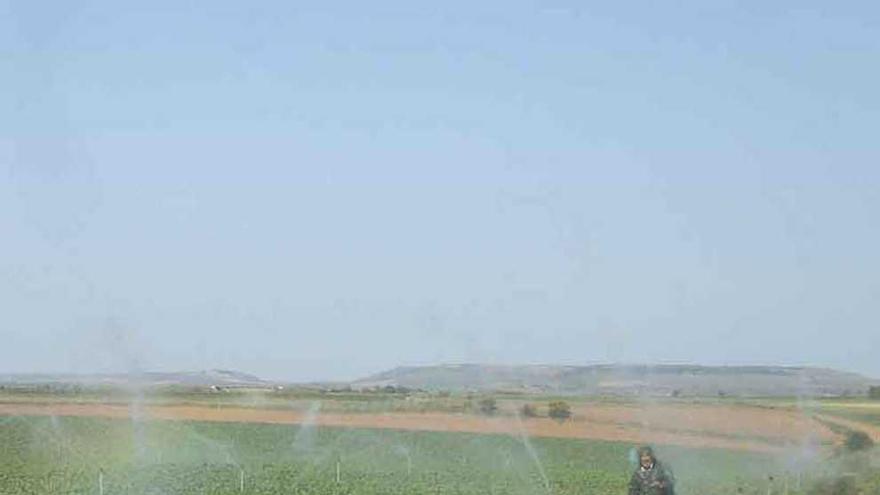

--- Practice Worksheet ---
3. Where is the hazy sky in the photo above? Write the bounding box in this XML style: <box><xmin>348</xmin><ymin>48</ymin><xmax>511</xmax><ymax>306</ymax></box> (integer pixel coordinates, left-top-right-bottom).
<box><xmin>2</xmin><ymin>1</ymin><xmax>878</xmax><ymax>381</ymax></box>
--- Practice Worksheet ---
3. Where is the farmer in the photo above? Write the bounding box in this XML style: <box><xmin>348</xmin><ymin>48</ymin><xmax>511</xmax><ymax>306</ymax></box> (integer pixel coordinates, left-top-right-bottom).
<box><xmin>628</xmin><ymin>445</ymin><xmax>675</xmax><ymax>495</ymax></box>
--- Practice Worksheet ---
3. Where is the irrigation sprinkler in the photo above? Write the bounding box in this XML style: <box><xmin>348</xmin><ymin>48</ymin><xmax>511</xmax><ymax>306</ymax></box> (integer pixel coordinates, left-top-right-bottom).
<box><xmin>98</xmin><ymin>468</ymin><xmax>104</xmax><ymax>495</ymax></box>
<box><xmin>336</xmin><ymin>460</ymin><xmax>341</xmax><ymax>483</ymax></box>
<box><xmin>239</xmin><ymin>468</ymin><xmax>245</xmax><ymax>492</ymax></box>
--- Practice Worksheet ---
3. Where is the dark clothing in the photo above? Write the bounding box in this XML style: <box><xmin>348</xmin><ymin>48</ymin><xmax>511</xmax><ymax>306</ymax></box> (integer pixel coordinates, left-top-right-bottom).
<box><xmin>628</xmin><ymin>462</ymin><xmax>675</xmax><ymax>495</ymax></box>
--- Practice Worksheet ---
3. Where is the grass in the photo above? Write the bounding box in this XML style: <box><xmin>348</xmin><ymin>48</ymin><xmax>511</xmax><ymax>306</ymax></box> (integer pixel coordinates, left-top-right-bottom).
<box><xmin>811</xmin><ymin>400</ymin><xmax>880</xmax><ymax>427</ymax></box>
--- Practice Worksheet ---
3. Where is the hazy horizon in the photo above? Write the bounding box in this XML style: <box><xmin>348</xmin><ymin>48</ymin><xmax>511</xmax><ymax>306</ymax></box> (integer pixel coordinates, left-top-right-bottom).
<box><xmin>2</xmin><ymin>359</ymin><xmax>878</xmax><ymax>384</ymax></box>
<box><xmin>3</xmin><ymin>1</ymin><xmax>879</xmax><ymax>383</ymax></box>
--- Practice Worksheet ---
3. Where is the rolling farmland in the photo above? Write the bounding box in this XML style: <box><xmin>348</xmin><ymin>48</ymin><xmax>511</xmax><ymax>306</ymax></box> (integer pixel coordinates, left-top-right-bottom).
<box><xmin>2</xmin><ymin>385</ymin><xmax>879</xmax><ymax>494</ymax></box>
<box><xmin>1</xmin><ymin>414</ymin><xmax>781</xmax><ymax>495</ymax></box>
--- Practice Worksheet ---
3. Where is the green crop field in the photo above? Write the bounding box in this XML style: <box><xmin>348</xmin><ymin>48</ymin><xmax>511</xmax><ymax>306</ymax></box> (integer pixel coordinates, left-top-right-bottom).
<box><xmin>0</xmin><ymin>413</ymin><xmax>835</xmax><ymax>495</ymax></box>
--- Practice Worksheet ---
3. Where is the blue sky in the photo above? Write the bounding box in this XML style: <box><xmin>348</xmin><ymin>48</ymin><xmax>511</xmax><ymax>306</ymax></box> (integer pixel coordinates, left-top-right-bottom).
<box><xmin>2</xmin><ymin>1</ymin><xmax>878</xmax><ymax>381</ymax></box>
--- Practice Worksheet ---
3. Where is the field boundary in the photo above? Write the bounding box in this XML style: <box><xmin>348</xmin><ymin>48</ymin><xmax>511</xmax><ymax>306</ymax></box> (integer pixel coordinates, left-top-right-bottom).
<box><xmin>0</xmin><ymin>401</ymin><xmax>841</xmax><ymax>454</ymax></box>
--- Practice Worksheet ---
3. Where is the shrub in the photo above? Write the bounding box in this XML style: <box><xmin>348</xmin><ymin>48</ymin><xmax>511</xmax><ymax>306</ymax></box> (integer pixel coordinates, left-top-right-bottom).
<box><xmin>808</xmin><ymin>475</ymin><xmax>857</xmax><ymax>495</ymax></box>
<box><xmin>844</xmin><ymin>431</ymin><xmax>874</xmax><ymax>452</ymax></box>
<box><xmin>478</xmin><ymin>397</ymin><xmax>497</xmax><ymax>415</ymax></box>
<box><xmin>548</xmin><ymin>401</ymin><xmax>572</xmax><ymax>421</ymax></box>
<box><xmin>520</xmin><ymin>403</ymin><xmax>538</xmax><ymax>418</ymax></box>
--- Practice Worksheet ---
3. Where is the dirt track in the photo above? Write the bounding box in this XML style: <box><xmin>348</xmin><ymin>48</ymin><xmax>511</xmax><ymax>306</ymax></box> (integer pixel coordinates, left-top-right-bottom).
<box><xmin>0</xmin><ymin>401</ymin><xmax>847</xmax><ymax>454</ymax></box>
<box><xmin>815</xmin><ymin>414</ymin><xmax>880</xmax><ymax>442</ymax></box>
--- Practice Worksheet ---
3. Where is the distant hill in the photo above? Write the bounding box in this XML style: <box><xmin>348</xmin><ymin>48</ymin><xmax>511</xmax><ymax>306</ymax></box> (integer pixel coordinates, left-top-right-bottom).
<box><xmin>353</xmin><ymin>364</ymin><xmax>878</xmax><ymax>397</ymax></box>
<box><xmin>0</xmin><ymin>369</ymin><xmax>266</xmax><ymax>388</ymax></box>
<box><xmin>5</xmin><ymin>365</ymin><xmax>876</xmax><ymax>397</ymax></box>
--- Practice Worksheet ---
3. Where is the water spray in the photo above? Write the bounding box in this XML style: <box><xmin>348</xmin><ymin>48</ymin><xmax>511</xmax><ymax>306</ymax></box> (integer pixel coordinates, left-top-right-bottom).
<box><xmin>394</xmin><ymin>445</ymin><xmax>413</xmax><ymax>476</ymax></box>
<box><xmin>292</xmin><ymin>401</ymin><xmax>322</xmax><ymax>458</ymax></box>
<box><xmin>513</xmin><ymin>410</ymin><xmax>551</xmax><ymax>493</ymax></box>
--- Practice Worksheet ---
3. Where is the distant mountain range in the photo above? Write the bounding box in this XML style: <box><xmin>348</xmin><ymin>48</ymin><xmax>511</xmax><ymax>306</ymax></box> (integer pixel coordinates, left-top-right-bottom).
<box><xmin>0</xmin><ymin>369</ymin><xmax>265</xmax><ymax>387</ymax></box>
<box><xmin>352</xmin><ymin>364</ymin><xmax>879</xmax><ymax>397</ymax></box>
<box><xmin>2</xmin><ymin>364</ymin><xmax>876</xmax><ymax>397</ymax></box>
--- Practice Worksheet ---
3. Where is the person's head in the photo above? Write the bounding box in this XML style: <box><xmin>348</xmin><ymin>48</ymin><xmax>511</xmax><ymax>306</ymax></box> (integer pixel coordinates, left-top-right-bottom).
<box><xmin>637</xmin><ymin>446</ymin><xmax>655</xmax><ymax>469</ymax></box>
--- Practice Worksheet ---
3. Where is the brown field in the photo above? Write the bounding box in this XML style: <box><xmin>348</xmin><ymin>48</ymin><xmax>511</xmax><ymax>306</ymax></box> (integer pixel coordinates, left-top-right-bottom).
<box><xmin>1</xmin><ymin>399</ymin><xmax>865</xmax><ymax>454</ymax></box>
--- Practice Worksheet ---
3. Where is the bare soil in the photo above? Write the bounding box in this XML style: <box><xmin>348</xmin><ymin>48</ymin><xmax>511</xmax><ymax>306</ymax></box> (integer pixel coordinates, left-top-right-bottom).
<box><xmin>814</xmin><ymin>414</ymin><xmax>880</xmax><ymax>442</ymax></box>
<box><xmin>0</xmin><ymin>401</ymin><xmax>848</xmax><ymax>453</ymax></box>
